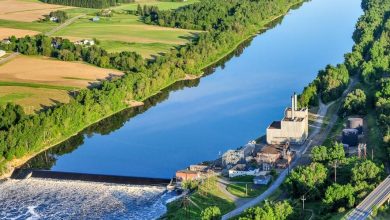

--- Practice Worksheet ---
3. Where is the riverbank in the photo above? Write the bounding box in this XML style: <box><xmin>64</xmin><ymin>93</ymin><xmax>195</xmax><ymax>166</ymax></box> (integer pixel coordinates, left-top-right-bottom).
<box><xmin>0</xmin><ymin>0</ymin><xmax>305</xmax><ymax>180</ymax></box>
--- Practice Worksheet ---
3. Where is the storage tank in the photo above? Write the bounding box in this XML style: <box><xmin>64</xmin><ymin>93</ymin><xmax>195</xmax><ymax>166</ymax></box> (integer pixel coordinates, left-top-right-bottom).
<box><xmin>342</xmin><ymin>129</ymin><xmax>359</xmax><ymax>147</ymax></box>
<box><xmin>348</xmin><ymin>118</ymin><xmax>363</xmax><ymax>134</ymax></box>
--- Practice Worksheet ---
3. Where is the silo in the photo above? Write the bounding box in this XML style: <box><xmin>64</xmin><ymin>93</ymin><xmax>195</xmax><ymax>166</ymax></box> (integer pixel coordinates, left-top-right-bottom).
<box><xmin>348</xmin><ymin>118</ymin><xmax>363</xmax><ymax>134</ymax></box>
<box><xmin>342</xmin><ymin>129</ymin><xmax>359</xmax><ymax>146</ymax></box>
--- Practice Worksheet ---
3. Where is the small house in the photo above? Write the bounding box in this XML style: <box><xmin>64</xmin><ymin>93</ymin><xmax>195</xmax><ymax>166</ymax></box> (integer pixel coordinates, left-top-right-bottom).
<box><xmin>49</xmin><ymin>17</ymin><xmax>58</xmax><ymax>22</ymax></box>
<box><xmin>91</xmin><ymin>16</ymin><xmax>100</xmax><ymax>22</ymax></box>
<box><xmin>1</xmin><ymin>39</ymin><xmax>11</xmax><ymax>45</ymax></box>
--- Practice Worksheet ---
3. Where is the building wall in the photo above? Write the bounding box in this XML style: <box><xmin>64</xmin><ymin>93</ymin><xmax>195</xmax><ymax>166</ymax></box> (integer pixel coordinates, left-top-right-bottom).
<box><xmin>266</xmin><ymin>108</ymin><xmax>308</xmax><ymax>144</ymax></box>
<box><xmin>176</xmin><ymin>172</ymin><xmax>199</xmax><ymax>181</ymax></box>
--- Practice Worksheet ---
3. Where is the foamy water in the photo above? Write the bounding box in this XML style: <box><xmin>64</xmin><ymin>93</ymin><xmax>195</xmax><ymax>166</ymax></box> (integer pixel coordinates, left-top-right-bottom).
<box><xmin>0</xmin><ymin>178</ymin><xmax>174</xmax><ymax>219</ymax></box>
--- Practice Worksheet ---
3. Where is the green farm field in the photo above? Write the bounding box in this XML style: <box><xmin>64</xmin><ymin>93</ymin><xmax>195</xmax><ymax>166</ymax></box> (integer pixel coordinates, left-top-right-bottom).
<box><xmin>54</xmin><ymin>14</ymin><xmax>198</xmax><ymax>58</ymax></box>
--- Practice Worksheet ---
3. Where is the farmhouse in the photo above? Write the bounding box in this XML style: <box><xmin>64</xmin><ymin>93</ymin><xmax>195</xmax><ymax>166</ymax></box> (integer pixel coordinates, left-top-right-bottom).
<box><xmin>1</xmin><ymin>39</ymin><xmax>11</xmax><ymax>44</ymax></box>
<box><xmin>74</xmin><ymin>39</ymin><xmax>95</xmax><ymax>46</ymax></box>
<box><xmin>266</xmin><ymin>93</ymin><xmax>308</xmax><ymax>144</ymax></box>
<box><xmin>91</xmin><ymin>16</ymin><xmax>100</xmax><ymax>22</ymax></box>
<box><xmin>50</xmin><ymin>16</ymin><xmax>58</xmax><ymax>22</ymax></box>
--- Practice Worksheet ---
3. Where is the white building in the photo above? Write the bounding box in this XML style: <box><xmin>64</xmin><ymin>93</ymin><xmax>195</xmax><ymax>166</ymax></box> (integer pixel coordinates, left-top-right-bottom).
<box><xmin>228</xmin><ymin>164</ymin><xmax>260</xmax><ymax>178</ymax></box>
<box><xmin>50</xmin><ymin>17</ymin><xmax>58</xmax><ymax>22</ymax></box>
<box><xmin>75</xmin><ymin>39</ymin><xmax>95</xmax><ymax>46</ymax></box>
<box><xmin>0</xmin><ymin>50</ymin><xmax>6</xmax><ymax>58</ymax></box>
<box><xmin>266</xmin><ymin>93</ymin><xmax>308</xmax><ymax>145</ymax></box>
<box><xmin>222</xmin><ymin>143</ymin><xmax>255</xmax><ymax>168</ymax></box>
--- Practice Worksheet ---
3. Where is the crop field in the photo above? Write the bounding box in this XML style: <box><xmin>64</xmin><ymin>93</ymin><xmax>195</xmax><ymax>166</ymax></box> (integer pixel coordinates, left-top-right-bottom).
<box><xmin>54</xmin><ymin>14</ymin><xmax>198</xmax><ymax>58</ymax></box>
<box><xmin>0</xmin><ymin>55</ymin><xmax>124</xmax><ymax>113</ymax></box>
<box><xmin>0</xmin><ymin>27</ymin><xmax>40</xmax><ymax>39</ymax></box>
<box><xmin>111</xmin><ymin>0</ymin><xmax>199</xmax><ymax>11</ymax></box>
<box><xmin>0</xmin><ymin>0</ymin><xmax>72</xmax><ymax>22</ymax></box>
<box><xmin>0</xmin><ymin>56</ymin><xmax>124</xmax><ymax>88</ymax></box>
<box><xmin>0</xmin><ymin>86</ymin><xmax>70</xmax><ymax>114</ymax></box>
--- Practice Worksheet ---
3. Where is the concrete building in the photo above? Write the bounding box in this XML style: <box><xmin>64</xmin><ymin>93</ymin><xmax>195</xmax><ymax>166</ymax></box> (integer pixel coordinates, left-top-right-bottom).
<box><xmin>266</xmin><ymin>93</ymin><xmax>308</xmax><ymax>145</ymax></box>
<box><xmin>189</xmin><ymin>164</ymin><xmax>208</xmax><ymax>172</ymax></box>
<box><xmin>222</xmin><ymin>143</ymin><xmax>255</xmax><ymax>168</ymax></box>
<box><xmin>176</xmin><ymin>170</ymin><xmax>200</xmax><ymax>182</ymax></box>
<box><xmin>228</xmin><ymin>164</ymin><xmax>260</xmax><ymax>178</ymax></box>
<box><xmin>256</xmin><ymin>144</ymin><xmax>282</xmax><ymax>171</ymax></box>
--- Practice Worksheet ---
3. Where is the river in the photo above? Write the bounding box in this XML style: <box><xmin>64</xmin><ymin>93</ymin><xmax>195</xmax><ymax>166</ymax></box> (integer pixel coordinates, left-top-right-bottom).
<box><xmin>0</xmin><ymin>0</ymin><xmax>362</xmax><ymax>218</ymax></box>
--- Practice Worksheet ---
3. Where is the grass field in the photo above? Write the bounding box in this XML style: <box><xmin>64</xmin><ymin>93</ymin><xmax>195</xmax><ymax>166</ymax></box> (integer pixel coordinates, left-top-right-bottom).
<box><xmin>226</xmin><ymin>182</ymin><xmax>268</xmax><ymax>198</ymax></box>
<box><xmin>0</xmin><ymin>86</ymin><xmax>70</xmax><ymax>114</ymax></box>
<box><xmin>164</xmin><ymin>177</ymin><xmax>235</xmax><ymax>219</ymax></box>
<box><xmin>54</xmin><ymin>14</ymin><xmax>197</xmax><ymax>58</ymax></box>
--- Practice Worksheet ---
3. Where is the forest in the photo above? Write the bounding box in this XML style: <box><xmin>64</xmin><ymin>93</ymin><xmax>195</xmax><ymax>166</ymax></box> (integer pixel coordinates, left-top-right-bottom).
<box><xmin>41</xmin><ymin>0</ymin><xmax>134</xmax><ymax>9</ymax></box>
<box><xmin>0</xmin><ymin>0</ymin><xmax>303</xmax><ymax>173</ymax></box>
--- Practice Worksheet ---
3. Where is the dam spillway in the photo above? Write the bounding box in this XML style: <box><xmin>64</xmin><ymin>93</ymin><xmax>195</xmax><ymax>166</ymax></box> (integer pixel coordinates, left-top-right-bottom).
<box><xmin>11</xmin><ymin>169</ymin><xmax>172</xmax><ymax>186</ymax></box>
<box><xmin>0</xmin><ymin>177</ymin><xmax>175</xmax><ymax>219</ymax></box>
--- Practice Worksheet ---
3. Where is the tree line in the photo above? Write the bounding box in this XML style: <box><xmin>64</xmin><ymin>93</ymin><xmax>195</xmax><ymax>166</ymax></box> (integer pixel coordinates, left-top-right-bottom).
<box><xmin>41</xmin><ymin>0</ymin><xmax>134</xmax><ymax>9</ymax></box>
<box><xmin>0</xmin><ymin>0</ymin><xmax>304</xmax><ymax>173</ymax></box>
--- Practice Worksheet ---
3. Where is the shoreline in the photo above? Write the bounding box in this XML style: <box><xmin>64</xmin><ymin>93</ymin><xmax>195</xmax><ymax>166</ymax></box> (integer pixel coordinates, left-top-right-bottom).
<box><xmin>0</xmin><ymin>1</ymin><xmax>304</xmax><ymax>180</ymax></box>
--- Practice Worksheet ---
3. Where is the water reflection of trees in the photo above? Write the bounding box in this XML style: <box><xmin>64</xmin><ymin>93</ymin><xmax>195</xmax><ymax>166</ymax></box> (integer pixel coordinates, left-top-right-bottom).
<box><xmin>21</xmin><ymin>12</ymin><xmax>298</xmax><ymax>169</ymax></box>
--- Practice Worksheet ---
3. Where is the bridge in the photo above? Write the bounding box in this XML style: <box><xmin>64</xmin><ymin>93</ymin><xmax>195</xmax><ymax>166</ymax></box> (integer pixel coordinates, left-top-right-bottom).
<box><xmin>11</xmin><ymin>169</ymin><xmax>171</xmax><ymax>186</ymax></box>
<box><xmin>345</xmin><ymin>175</ymin><xmax>390</xmax><ymax>220</ymax></box>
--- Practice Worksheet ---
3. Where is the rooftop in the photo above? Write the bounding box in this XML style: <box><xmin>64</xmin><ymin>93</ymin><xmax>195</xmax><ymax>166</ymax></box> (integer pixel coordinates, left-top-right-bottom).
<box><xmin>176</xmin><ymin>169</ymin><xmax>198</xmax><ymax>174</ymax></box>
<box><xmin>259</xmin><ymin>145</ymin><xmax>281</xmax><ymax>154</ymax></box>
<box><xmin>268</xmin><ymin>121</ymin><xmax>281</xmax><ymax>129</ymax></box>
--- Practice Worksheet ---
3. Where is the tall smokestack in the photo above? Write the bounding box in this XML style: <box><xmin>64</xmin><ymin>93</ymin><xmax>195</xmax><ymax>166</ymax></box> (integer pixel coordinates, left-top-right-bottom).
<box><xmin>291</xmin><ymin>95</ymin><xmax>295</xmax><ymax>119</ymax></box>
<box><xmin>294</xmin><ymin>92</ymin><xmax>298</xmax><ymax>111</ymax></box>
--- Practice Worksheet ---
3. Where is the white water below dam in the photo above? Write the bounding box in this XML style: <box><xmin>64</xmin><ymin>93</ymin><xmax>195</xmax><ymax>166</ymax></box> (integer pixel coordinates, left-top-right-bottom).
<box><xmin>0</xmin><ymin>178</ymin><xmax>175</xmax><ymax>219</ymax></box>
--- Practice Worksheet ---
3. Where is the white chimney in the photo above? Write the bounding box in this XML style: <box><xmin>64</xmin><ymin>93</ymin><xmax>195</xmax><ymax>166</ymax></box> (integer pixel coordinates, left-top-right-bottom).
<box><xmin>291</xmin><ymin>95</ymin><xmax>295</xmax><ymax>119</ymax></box>
<box><xmin>294</xmin><ymin>92</ymin><xmax>298</xmax><ymax>111</ymax></box>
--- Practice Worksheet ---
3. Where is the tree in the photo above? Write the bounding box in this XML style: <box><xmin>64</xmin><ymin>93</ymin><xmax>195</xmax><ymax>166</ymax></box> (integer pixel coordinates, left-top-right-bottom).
<box><xmin>341</xmin><ymin>89</ymin><xmax>367</xmax><ymax>115</ymax></box>
<box><xmin>285</xmin><ymin>163</ymin><xmax>328</xmax><ymax>198</ymax></box>
<box><xmin>240</xmin><ymin>201</ymin><xmax>293</xmax><ymax>220</ymax></box>
<box><xmin>327</xmin><ymin>142</ymin><xmax>345</xmax><ymax>161</ymax></box>
<box><xmin>201</xmin><ymin>206</ymin><xmax>221</xmax><ymax>220</ymax></box>
<box><xmin>351</xmin><ymin>160</ymin><xmax>382</xmax><ymax>183</ymax></box>
<box><xmin>323</xmin><ymin>183</ymin><xmax>355</xmax><ymax>210</ymax></box>
<box><xmin>311</xmin><ymin>146</ymin><xmax>328</xmax><ymax>162</ymax></box>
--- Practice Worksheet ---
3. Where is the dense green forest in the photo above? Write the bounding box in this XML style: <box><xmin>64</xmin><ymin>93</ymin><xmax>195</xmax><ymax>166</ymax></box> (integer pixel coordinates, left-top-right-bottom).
<box><xmin>299</xmin><ymin>0</ymin><xmax>390</xmax><ymax>157</ymax></box>
<box><xmin>0</xmin><ymin>0</ymin><xmax>303</xmax><ymax>174</ymax></box>
<box><xmin>41</xmin><ymin>0</ymin><xmax>134</xmax><ymax>9</ymax></box>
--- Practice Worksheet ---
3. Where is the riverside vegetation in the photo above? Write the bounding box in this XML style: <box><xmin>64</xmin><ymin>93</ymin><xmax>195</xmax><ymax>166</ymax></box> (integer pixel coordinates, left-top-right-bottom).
<box><xmin>0</xmin><ymin>0</ymin><xmax>304</xmax><ymax>175</ymax></box>
<box><xmin>234</xmin><ymin>0</ymin><xmax>390</xmax><ymax>219</ymax></box>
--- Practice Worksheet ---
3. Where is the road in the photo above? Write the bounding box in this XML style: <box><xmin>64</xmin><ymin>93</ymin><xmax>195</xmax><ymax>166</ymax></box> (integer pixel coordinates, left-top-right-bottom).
<box><xmin>222</xmin><ymin>78</ymin><xmax>357</xmax><ymax>220</ymax></box>
<box><xmin>45</xmin><ymin>14</ymin><xmax>85</xmax><ymax>36</ymax></box>
<box><xmin>345</xmin><ymin>176</ymin><xmax>390</xmax><ymax>220</ymax></box>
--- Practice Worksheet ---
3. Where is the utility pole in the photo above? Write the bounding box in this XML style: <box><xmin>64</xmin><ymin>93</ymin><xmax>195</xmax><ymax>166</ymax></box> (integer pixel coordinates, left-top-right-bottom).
<box><xmin>245</xmin><ymin>184</ymin><xmax>248</xmax><ymax>196</ymax></box>
<box><xmin>332</xmin><ymin>160</ymin><xmax>338</xmax><ymax>183</ymax></box>
<box><xmin>301</xmin><ymin>195</ymin><xmax>306</xmax><ymax>215</ymax></box>
<box><xmin>372</xmin><ymin>148</ymin><xmax>374</xmax><ymax>161</ymax></box>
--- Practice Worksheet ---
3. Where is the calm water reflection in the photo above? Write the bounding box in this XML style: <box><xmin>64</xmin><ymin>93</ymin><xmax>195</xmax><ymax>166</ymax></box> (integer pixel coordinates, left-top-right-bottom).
<box><xmin>24</xmin><ymin>0</ymin><xmax>363</xmax><ymax>178</ymax></box>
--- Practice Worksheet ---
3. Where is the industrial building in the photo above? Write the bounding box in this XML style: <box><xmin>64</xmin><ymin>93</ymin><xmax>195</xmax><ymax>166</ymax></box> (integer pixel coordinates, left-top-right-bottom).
<box><xmin>266</xmin><ymin>93</ymin><xmax>308</xmax><ymax>145</ymax></box>
<box><xmin>222</xmin><ymin>142</ymin><xmax>255</xmax><ymax>168</ymax></box>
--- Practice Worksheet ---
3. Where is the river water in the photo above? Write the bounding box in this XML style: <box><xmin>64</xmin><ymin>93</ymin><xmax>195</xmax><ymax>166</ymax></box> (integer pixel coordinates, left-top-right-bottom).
<box><xmin>0</xmin><ymin>0</ymin><xmax>362</xmax><ymax>219</ymax></box>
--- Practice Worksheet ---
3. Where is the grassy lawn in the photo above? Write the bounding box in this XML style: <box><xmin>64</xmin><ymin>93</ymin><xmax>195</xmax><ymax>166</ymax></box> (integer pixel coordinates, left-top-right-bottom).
<box><xmin>0</xmin><ymin>19</ymin><xmax>57</xmax><ymax>32</ymax></box>
<box><xmin>0</xmin><ymin>86</ymin><xmax>71</xmax><ymax>114</ymax></box>
<box><xmin>163</xmin><ymin>177</ymin><xmax>235</xmax><ymax>219</ymax></box>
<box><xmin>229</xmin><ymin>175</ymin><xmax>254</xmax><ymax>182</ymax></box>
<box><xmin>226</xmin><ymin>182</ymin><xmax>268</xmax><ymax>198</ymax></box>
<box><xmin>99</xmin><ymin>40</ymin><xmax>176</xmax><ymax>58</ymax></box>
<box><xmin>54</xmin><ymin>14</ymin><xmax>198</xmax><ymax>57</ymax></box>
